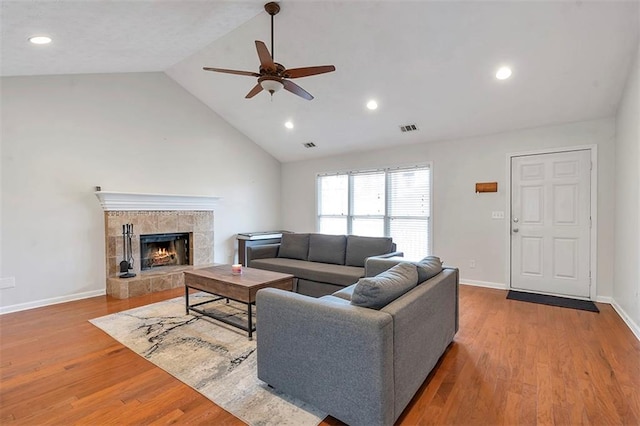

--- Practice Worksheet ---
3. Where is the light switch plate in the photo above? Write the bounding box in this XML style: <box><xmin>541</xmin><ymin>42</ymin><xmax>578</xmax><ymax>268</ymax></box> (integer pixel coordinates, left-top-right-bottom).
<box><xmin>492</xmin><ymin>211</ymin><xmax>505</xmax><ymax>219</ymax></box>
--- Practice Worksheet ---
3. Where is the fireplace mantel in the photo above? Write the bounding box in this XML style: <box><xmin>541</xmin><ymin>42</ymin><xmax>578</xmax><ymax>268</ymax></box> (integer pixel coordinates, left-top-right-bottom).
<box><xmin>95</xmin><ymin>191</ymin><xmax>220</xmax><ymax>211</ymax></box>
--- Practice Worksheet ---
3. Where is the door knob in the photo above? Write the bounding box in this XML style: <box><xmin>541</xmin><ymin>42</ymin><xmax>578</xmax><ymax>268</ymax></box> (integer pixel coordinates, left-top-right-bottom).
<box><xmin>513</xmin><ymin>217</ymin><xmax>519</xmax><ymax>223</ymax></box>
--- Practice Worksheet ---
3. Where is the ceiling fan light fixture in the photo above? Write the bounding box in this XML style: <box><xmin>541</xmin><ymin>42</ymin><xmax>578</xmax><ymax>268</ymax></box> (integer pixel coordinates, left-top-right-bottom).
<box><xmin>260</xmin><ymin>78</ymin><xmax>284</xmax><ymax>94</ymax></box>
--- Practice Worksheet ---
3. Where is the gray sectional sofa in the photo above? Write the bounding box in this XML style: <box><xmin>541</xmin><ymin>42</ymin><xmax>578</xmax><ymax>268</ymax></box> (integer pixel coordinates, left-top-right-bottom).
<box><xmin>256</xmin><ymin>256</ymin><xmax>459</xmax><ymax>426</ymax></box>
<box><xmin>246</xmin><ymin>233</ymin><xmax>403</xmax><ymax>297</ymax></box>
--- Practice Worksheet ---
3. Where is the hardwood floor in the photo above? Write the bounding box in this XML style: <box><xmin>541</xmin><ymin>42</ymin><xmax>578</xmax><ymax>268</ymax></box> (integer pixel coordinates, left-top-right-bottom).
<box><xmin>1</xmin><ymin>285</ymin><xmax>638</xmax><ymax>425</ymax></box>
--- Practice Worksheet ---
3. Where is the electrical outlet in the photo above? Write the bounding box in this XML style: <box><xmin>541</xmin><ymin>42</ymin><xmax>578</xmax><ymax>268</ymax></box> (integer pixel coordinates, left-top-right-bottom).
<box><xmin>469</xmin><ymin>260</ymin><xmax>476</xmax><ymax>268</ymax></box>
<box><xmin>491</xmin><ymin>211</ymin><xmax>505</xmax><ymax>219</ymax></box>
<box><xmin>0</xmin><ymin>277</ymin><xmax>16</xmax><ymax>290</ymax></box>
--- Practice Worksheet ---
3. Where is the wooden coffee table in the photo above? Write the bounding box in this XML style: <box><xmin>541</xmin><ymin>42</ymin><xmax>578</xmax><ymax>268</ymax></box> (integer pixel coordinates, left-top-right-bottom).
<box><xmin>184</xmin><ymin>265</ymin><xmax>294</xmax><ymax>339</ymax></box>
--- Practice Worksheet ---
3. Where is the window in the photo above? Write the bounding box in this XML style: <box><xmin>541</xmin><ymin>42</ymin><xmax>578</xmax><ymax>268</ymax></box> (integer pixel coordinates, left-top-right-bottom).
<box><xmin>317</xmin><ymin>165</ymin><xmax>431</xmax><ymax>259</ymax></box>
<box><xmin>317</xmin><ymin>174</ymin><xmax>348</xmax><ymax>235</ymax></box>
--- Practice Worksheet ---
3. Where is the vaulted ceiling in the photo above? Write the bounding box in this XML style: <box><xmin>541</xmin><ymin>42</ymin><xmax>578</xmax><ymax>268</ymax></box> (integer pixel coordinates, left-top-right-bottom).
<box><xmin>2</xmin><ymin>1</ymin><xmax>638</xmax><ymax>162</ymax></box>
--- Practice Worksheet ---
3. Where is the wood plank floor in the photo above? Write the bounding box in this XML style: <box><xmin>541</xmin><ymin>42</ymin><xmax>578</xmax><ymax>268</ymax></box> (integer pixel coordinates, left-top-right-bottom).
<box><xmin>1</xmin><ymin>285</ymin><xmax>638</xmax><ymax>425</ymax></box>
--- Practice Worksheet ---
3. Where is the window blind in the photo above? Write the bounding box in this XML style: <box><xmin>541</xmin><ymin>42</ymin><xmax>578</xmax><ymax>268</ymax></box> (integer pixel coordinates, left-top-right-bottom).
<box><xmin>317</xmin><ymin>165</ymin><xmax>431</xmax><ymax>259</ymax></box>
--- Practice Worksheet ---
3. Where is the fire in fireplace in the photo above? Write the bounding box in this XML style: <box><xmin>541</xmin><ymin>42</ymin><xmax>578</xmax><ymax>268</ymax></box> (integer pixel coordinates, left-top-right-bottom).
<box><xmin>140</xmin><ymin>233</ymin><xmax>190</xmax><ymax>270</ymax></box>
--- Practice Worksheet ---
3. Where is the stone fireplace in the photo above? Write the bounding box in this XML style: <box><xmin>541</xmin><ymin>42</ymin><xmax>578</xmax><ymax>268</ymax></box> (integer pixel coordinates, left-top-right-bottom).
<box><xmin>96</xmin><ymin>191</ymin><xmax>219</xmax><ymax>299</ymax></box>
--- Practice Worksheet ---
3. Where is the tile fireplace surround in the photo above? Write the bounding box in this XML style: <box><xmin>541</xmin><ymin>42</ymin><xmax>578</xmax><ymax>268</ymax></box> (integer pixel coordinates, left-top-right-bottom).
<box><xmin>96</xmin><ymin>192</ymin><xmax>219</xmax><ymax>299</ymax></box>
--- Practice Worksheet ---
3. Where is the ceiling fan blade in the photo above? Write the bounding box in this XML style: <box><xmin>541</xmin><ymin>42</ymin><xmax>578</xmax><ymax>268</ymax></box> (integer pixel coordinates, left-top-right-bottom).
<box><xmin>284</xmin><ymin>65</ymin><xmax>336</xmax><ymax>79</ymax></box>
<box><xmin>203</xmin><ymin>67</ymin><xmax>260</xmax><ymax>77</ymax></box>
<box><xmin>245</xmin><ymin>83</ymin><xmax>264</xmax><ymax>99</ymax></box>
<box><xmin>282</xmin><ymin>80</ymin><xmax>313</xmax><ymax>100</ymax></box>
<box><xmin>255</xmin><ymin>41</ymin><xmax>276</xmax><ymax>71</ymax></box>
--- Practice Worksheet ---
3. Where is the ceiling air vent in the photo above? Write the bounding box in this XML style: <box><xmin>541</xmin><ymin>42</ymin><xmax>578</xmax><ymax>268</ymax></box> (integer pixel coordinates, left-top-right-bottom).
<box><xmin>399</xmin><ymin>124</ymin><xmax>419</xmax><ymax>133</ymax></box>
<box><xmin>303</xmin><ymin>142</ymin><xmax>316</xmax><ymax>148</ymax></box>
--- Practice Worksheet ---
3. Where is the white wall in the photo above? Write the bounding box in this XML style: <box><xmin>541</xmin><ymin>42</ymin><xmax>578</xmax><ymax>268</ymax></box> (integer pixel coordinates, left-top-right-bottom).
<box><xmin>613</xmin><ymin>43</ymin><xmax>640</xmax><ymax>336</ymax></box>
<box><xmin>282</xmin><ymin>118</ymin><xmax>616</xmax><ymax>298</ymax></box>
<box><xmin>0</xmin><ymin>72</ymin><xmax>281</xmax><ymax>310</ymax></box>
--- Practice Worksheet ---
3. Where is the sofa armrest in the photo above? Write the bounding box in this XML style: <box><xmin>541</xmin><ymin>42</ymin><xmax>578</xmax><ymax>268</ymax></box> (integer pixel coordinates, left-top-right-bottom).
<box><xmin>381</xmin><ymin>267</ymin><xmax>458</xmax><ymax>418</ymax></box>
<box><xmin>246</xmin><ymin>244</ymin><xmax>279</xmax><ymax>265</ymax></box>
<box><xmin>444</xmin><ymin>266</ymin><xmax>460</xmax><ymax>333</ymax></box>
<box><xmin>371</xmin><ymin>250</ymin><xmax>404</xmax><ymax>260</ymax></box>
<box><xmin>256</xmin><ymin>289</ymin><xmax>395</xmax><ymax>426</ymax></box>
<box><xmin>364</xmin><ymin>256</ymin><xmax>408</xmax><ymax>277</ymax></box>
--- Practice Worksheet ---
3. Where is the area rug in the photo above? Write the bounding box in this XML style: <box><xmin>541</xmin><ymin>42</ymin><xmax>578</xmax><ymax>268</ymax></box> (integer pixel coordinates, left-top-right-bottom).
<box><xmin>89</xmin><ymin>294</ymin><xmax>326</xmax><ymax>426</ymax></box>
<box><xmin>507</xmin><ymin>290</ymin><xmax>599</xmax><ymax>312</ymax></box>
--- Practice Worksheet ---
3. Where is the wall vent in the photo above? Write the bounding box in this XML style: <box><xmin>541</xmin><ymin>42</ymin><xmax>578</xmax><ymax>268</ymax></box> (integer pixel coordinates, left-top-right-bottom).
<box><xmin>399</xmin><ymin>124</ymin><xmax>419</xmax><ymax>133</ymax></box>
<box><xmin>303</xmin><ymin>142</ymin><xmax>316</xmax><ymax>148</ymax></box>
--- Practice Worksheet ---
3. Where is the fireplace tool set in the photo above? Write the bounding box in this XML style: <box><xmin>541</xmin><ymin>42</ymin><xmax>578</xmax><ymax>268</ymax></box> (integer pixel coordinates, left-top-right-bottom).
<box><xmin>119</xmin><ymin>223</ymin><xmax>136</xmax><ymax>278</ymax></box>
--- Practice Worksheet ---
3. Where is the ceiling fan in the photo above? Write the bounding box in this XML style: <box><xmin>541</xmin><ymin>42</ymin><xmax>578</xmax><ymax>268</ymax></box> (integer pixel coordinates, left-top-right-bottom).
<box><xmin>203</xmin><ymin>2</ymin><xmax>335</xmax><ymax>100</ymax></box>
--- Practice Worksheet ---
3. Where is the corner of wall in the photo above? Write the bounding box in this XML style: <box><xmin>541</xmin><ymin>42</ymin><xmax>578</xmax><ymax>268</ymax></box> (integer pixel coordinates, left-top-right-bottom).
<box><xmin>611</xmin><ymin>298</ymin><xmax>640</xmax><ymax>342</ymax></box>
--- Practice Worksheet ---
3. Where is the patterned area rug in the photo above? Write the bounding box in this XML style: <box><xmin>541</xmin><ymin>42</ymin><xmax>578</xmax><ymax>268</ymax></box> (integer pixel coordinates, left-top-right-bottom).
<box><xmin>90</xmin><ymin>294</ymin><xmax>325</xmax><ymax>426</ymax></box>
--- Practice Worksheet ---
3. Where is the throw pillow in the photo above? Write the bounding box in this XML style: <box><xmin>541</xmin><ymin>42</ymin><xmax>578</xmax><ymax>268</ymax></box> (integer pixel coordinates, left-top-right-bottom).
<box><xmin>345</xmin><ymin>235</ymin><xmax>393</xmax><ymax>267</ymax></box>
<box><xmin>277</xmin><ymin>233</ymin><xmax>310</xmax><ymax>260</ymax></box>
<box><xmin>351</xmin><ymin>262</ymin><xmax>418</xmax><ymax>309</ymax></box>
<box><xmin>307</xmin><ymin>234</ymin><xmax>347</xmax><ymax>265</ymax></box>
<box><xmin>414</xmin><ymin>256</ymin><xmax>443</xmax><ymax>283</ymax></box>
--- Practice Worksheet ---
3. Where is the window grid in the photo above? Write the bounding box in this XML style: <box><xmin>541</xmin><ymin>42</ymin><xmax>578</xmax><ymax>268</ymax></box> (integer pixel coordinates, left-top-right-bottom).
<box><xmin>317</xmin><ymin>165</ymin><xmax>432</xmax><ymax>259</ymax></box>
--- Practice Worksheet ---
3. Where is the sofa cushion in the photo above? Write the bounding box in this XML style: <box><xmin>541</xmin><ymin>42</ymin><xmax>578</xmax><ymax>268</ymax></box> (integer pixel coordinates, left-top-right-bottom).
<box><xmin>307</xmin><ymin>234</ymin><xmax>347</xmax><ymax>265</ymax></box>
<box><xmin>319</xmin><ymin>295</ymin><xmax>352</xmax><ymax>305</ymax></box>
<box><xmin>297</xmin><ymin>279</ymin><xmax>344</xmax><ymax>298</ymax></box>
<box><xmin>351</xmin><ymin>262</ymin><xmax>418</xmax><ymax>309</ymax></box>
<box><xmin>415</xmin><ymin>256</ymin><xmax>443</xmax><ymax>283</ymax></box>
<box><xmin>277</xmin><ymin>233</ymin><xmax>310</xmax><ymax>260</ymax></box>
<box><xmin>345</xmin><ymin>235</ymin><xmax>394</xmax><ymax>267</ymax></box>
<box><xmin>249</xmin><ymin>258</ymin><xmax>364</xmax><ymax>286</ymax></box>
<box><xmin>332</xmin><ymin>283</ymin><xmax>357</xmax><ymax>301</ymax></box>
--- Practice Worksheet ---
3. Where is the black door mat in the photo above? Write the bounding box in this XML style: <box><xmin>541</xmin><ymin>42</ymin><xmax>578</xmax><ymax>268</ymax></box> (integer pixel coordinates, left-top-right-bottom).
<box><xmin>507</xmin><ymin>290</ymin><xmax>599</xmax><ymax>313</ymax></box>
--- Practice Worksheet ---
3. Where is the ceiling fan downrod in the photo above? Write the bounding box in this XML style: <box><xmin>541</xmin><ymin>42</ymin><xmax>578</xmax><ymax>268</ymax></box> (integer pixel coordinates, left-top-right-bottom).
<box><xmin>264</xmin><ymin>2</ymin><xmax>280</xmax><ymax>61</ymax></box>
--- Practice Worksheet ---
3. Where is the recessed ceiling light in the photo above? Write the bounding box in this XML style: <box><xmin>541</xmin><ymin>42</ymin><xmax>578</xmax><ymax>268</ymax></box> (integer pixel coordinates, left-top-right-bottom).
<box><xmin>366</xmin><ymin>100</ymin><xmax>378</xmax><ymax>110</ymax></box>
<box><xmin>496</xmin><ymin>66</ymin><xmax>512</xmax><ymax>80</ymax></box>
<box><xmin>284</xmin><ymin>121</ymin><xmax>294</xmax><ymax>129</ymax></box>
<box><xmin>28</xmin><ymin>35</ymin><xmax>52</xmax><ymax>45</ymax></box>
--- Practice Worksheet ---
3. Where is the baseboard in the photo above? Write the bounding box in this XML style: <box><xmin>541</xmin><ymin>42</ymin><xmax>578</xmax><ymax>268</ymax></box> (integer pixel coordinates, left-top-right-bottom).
<box><xmin>610</xmin><ymin>299</ymin><xmax>640</xmax><ymax>342</ymax></box>
<box><xmin>0</xmin><ymin>289</ymin><xmax>106</xmax><ymax>315</ymax></box>
<box><xmin>595</xmin><ymin>296</ymin><xmax>613</xmax><ymax>304</ymax></box>
<box><xmin>460</xmin><ymin>279</ymin><xmax>507</xmax><ymax>290</ymax></box>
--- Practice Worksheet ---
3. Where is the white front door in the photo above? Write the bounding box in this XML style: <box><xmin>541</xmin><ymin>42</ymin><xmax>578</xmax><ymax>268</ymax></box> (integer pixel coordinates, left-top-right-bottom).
<box><xmin>510</xmin><ymin>150</ymin><xmax>591</xmax><ymax>298</ymax></box>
